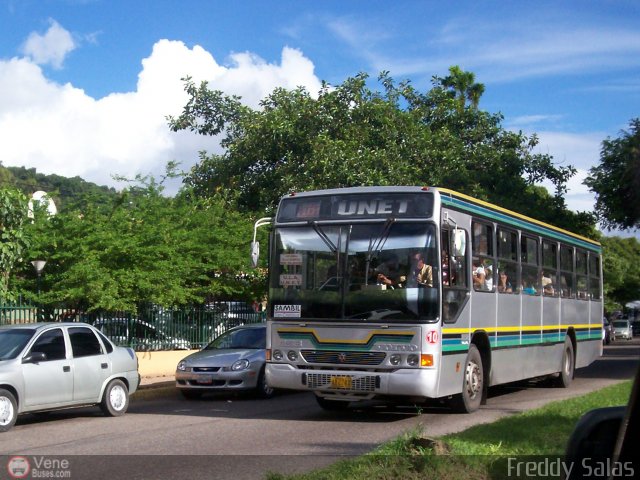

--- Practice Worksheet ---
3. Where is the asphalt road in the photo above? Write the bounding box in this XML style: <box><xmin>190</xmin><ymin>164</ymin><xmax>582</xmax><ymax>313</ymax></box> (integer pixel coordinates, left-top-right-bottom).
<box><xmin>1</xmin><ymin>341</ymin><xmax>638</xmax><ymax>480</ymax></box>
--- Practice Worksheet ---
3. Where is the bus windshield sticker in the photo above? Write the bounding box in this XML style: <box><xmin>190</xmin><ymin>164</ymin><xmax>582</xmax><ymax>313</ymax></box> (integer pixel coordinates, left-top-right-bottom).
<box><xmin>280</xmin><ymin>253</ymin><xmax>303</xmax><ymax>265</ymax></box>
<box><xmin>274</xmin><ymin>305</ymin><xmax>302</xmax><ymax>318</ymax></box>
<box><xmin>279</xmin><ymin>274</ymin><xmax>302</xmax><ymax>286</ymax></box>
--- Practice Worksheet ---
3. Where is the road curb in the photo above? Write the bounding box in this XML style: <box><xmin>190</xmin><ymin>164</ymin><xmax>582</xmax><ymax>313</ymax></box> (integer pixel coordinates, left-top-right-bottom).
<box><xmin>131</xmin><ymin>381</ymin><xmax>177</xmax><ymax>401</ymax></box>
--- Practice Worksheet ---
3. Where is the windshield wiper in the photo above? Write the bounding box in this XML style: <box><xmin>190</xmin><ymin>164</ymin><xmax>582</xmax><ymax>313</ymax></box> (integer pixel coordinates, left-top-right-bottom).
<box><xmin>309</xmin><ymin>221</ymin><xmax>338</xmax><ymax>253</ymax></box>
<box><xmin>364</xmin><ymin>217</ymin><xmax>396</xmax><ymax>284</ymax></box>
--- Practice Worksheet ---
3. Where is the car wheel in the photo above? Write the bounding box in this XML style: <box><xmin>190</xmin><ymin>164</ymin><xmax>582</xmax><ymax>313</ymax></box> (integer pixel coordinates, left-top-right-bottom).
<box><xmin>451</xmin><ymin>344</ymin><xmax>484</xmax><ymax>413</ymax></box>
<box><xmin>315</xmin><ymin>395</ymin><xmax>350</xmax><ymax>411</ymax></box>
<box><xmin>554</xmin><ymin>338</ymin><xmax>575</xmax><ymax>388</ymax></box>
<box><xmin>0</xmin><ymin>389</ymin><xmax>18</xmax><ymax>432</ymax></box>
<box><xmin>180</xmin><ymin>389</ymin><xmax>203</xmax><ymax>400</ymax></box>
<box><xmin>100</xmin><ymin>379</ymin><xmax>129</xmax><ymax>417</ymax></box>
<box><xmin>256</xmin><ymin>369</ymin><xmax>274</xmax><ymax>399</ymax></box>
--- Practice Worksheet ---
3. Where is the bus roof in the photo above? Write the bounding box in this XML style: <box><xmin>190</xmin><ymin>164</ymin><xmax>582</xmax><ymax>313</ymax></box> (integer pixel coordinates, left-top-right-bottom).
<box><xmin>279</xmin><ymin>186</ymin><xmax>601</xmax><ymax>251</ymax></box>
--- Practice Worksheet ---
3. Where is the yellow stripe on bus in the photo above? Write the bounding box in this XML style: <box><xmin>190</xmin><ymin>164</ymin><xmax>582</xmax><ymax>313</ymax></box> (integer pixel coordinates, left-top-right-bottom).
<box><xmin>443</xmin><ymin>324</ymin><xmax>600</xmax><ymax>335</ymax></box>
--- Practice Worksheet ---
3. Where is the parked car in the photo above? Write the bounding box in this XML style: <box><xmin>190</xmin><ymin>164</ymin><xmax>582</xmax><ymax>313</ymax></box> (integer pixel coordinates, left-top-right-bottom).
<box><xmin>603</xmin><ymin>318</ymin><xmax>614</xmax><ymax>345</ymax></box>
<box><xmin>207</xmin><ymin>301</ymin><xmax>262</xmax><ymax>324</ymax></box>
<box><xmin>175</xmin><ymin>323</ymin><xmax>272</xmax><ymax>399</ymax></box>
<box><xmin>93</xmin><ymin>317</ymin><xmax>191</xmax><ymax>351</ymax></box>
<box><xmin>612</xmin><ymin>319</ymin><xmax>633</xmax><ymax>341</ymax></box>
<box><xmin>0</xmin><ymin>322</ymin><xmax>139</xmax><ymax>432</ymax></box>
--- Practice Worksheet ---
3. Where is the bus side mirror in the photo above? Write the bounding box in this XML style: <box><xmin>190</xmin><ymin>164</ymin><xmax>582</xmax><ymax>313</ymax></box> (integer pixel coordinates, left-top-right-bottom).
<box><xmin>250</xmin><ymin>241</ymin><xmax>260</xmax><ymax>268</ymax></box>
<box><xmin>452</xmin><ymin>229</ymin><xmax>466</xmax><ymax>257</ymax></box>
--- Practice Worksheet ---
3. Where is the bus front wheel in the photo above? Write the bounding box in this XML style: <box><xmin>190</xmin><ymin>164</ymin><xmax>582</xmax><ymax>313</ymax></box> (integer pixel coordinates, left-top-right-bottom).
<box><xmin>452</xmin><ymin>344</ymin><xmax>483</xmax><ymax>413</ymax></box>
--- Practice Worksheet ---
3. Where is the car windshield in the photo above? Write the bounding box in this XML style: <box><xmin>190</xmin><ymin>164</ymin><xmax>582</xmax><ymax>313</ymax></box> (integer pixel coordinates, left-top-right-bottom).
<box><xmin>0</xmin><ymin>329</ymin><xmax>36</xmax><ymax>360</ymax></box>
<box><xmin>204</xmin><ymin>327</ymin><xmax>265</xmax><ymax>350</ymax></box>
<box><xmin>613</xmin><ymin>321</ymin><xmax>629</xmax><ymax>328</ymax></box>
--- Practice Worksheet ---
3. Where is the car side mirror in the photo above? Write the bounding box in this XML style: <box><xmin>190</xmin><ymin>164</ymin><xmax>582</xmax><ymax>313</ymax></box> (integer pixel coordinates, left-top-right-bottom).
<box><xmin>564</xmin><ymin>406</ymin><xmax>625</xmax><ymax>479</ymax></box>
<box><xmin>22</xmin><ymin>352</ymin><xmax>48</xmax><ymax>364</ymax></box>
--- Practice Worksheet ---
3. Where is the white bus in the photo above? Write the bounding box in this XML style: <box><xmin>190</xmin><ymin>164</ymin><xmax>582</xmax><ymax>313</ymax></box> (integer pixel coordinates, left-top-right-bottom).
<box><xmin>252</xmin><ymin>187</ymin><xmax>603</xmax><ymax>412</ymax></box>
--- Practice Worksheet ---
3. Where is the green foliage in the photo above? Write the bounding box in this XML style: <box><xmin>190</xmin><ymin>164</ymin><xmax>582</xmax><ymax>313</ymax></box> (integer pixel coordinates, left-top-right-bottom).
<box><xmin>19</xmin><ymin>175</ymin><xmax>265</xmax><ymax>311</ymax></box>
<box><xmin>585</xmin><ymin>118</ymin><xmax>640</xmax><ymax>230</ymax></box>
<box><xmin>170</xmin><ymin>68</ymin><xmax>593</xmax><ymax>236</ymax></box>
<box><xmin>601</xmin><ymin>236</ymin><xmax>640</xmax><ymax>312</ymax></box>
<box><xmin>0</xmin><ymin>188</ymin><xmax>30</xmax><ymax>301</ymax></box>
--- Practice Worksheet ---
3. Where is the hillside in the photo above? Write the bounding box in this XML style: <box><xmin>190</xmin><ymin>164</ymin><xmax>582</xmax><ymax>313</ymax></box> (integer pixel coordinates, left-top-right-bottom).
<box><xmin>0</xmin><ymin>163</ymin><xmax>117</xmax><ymax>211</ymax></box>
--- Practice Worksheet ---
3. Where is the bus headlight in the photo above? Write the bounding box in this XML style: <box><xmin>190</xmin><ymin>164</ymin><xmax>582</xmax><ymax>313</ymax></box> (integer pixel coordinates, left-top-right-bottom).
<box><xmin>407</xmin><ymin>354</ymin><xmax>419</xmax><ymax>367</ymax></box>
<box><xmin>287</xmin><ymin>350</ymin><xmax>298</xmax><ymax>361</ymax></box>
<box><xmin>273</xmin><ymin>350</ymin><xmax>283</xmax><ymax>361</ymax></box>
<box><xmin>390</xmin><ymin>354</ymin><xmax>401</xmax><ymax>366</ymax></box>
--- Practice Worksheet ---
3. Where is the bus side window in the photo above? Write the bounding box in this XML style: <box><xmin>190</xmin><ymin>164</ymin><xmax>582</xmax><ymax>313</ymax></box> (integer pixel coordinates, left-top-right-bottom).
<box><xmin>472</xmin><ymin>221</ymin><xmax>495</xmax><ymax>292</ymax></box>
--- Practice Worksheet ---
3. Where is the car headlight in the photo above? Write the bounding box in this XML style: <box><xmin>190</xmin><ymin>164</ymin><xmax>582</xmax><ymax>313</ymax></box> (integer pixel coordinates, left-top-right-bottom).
<box><xmin>231</xmin><ymin>359</ymin><xmax>250</xmax><ymax>371</ymax></box>
<box><xmin>177</xmin><ymin>361</ymin><xmax>190</xmax><ymax>372</ymax></box>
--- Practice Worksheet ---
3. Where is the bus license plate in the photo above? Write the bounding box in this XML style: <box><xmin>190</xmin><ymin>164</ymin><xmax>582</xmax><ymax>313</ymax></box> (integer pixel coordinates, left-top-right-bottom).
<box><xmin>330</xmin><ymin>376</ymin><xmax>352</xmax><ymax>390</ymax></box>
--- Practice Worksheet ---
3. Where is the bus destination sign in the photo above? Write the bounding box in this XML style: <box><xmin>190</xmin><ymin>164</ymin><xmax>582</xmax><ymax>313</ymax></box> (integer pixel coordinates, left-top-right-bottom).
<box><xmin>277</xmin><ymin>193</ymin><xmax>433</xmax><ymax>223</ymax></box>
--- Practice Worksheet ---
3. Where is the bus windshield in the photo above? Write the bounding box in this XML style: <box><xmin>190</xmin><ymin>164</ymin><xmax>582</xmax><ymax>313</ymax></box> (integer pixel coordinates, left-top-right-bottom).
<box><xmin>270</xmin><ymin>222</ymin><xmax>439</xmax><ymax>322</ymax></box>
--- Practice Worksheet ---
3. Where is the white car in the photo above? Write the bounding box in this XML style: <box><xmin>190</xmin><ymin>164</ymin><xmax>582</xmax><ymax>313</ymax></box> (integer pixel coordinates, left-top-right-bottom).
<box><xmin>0</xmin><ymin>322</ymin><xmax>139</xmax><ymax>432</ymax></box>
<box><xmin>612</xmin><ymin>319</ymin><xmax>633</xmax><ymax>341</ymax></box>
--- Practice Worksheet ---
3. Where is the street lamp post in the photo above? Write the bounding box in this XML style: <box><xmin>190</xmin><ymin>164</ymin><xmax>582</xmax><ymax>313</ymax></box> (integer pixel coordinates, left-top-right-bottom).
<box><xmin>31</xmin><ymin>260</ymin><xmax>46</xmax><ymax>319</ymax></box>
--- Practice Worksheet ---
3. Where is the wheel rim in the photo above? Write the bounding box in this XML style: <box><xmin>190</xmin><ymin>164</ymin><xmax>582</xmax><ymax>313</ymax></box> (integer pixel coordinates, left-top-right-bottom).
<box><xmin>465</xmin><ymin>361</ymin><xmax>482</xmax><ymax>400</ymax></box>
<box><xmin>564</xmin><ymin>347</ymin><xmax>573</xmax><ymax>376</ymax></box>
<box><xmin>109</xmin><ymin>385</ymin><xmax>127</xmax><ymax>411</ymax></box>
<box><xmin>262</xmin><ymin>379</ymin><xmax>274</xmax><ymax>396</ymax></box>
<box><xmin>0</xmin><ymin>396</ymin><xmax>14</xmax><ymax>426</ymax></box>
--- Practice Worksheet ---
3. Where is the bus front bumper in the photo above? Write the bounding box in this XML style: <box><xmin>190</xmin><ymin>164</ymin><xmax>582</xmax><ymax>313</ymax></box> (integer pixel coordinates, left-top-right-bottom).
<box><xmin>266</xmin><ymin>363</ymin><xmax>439</xmax><ymax>401</ymax></box>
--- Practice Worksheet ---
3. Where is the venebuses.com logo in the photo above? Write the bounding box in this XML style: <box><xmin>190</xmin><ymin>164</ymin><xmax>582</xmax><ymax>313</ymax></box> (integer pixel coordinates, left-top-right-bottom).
<box><xmin>7</xmin><ymin>456</ymin><xmax>30</xmax><ymax>479</ymax></box>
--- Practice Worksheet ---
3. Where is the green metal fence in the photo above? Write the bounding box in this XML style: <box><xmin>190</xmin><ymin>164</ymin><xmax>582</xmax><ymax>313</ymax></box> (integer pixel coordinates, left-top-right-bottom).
<box><xmin>0</xmin><ymin>301</ymin><xmax>265</xmax><ymax>351</ymax></box>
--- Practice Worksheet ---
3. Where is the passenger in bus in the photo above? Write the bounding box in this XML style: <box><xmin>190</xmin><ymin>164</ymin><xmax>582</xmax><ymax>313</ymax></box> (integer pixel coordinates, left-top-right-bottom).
<box><xmin>541</xmin><ymin>271</ymin><xmax>555</xmax><ymax>296</ymax></box>
<box><xmin>376</xmin><ymin>254</ymin><xmax>404</xmax><ymax>289</ymax></box>
<box><xmin>522</xmin><ymin>280</ymin><xmax>537</xmax><ymax>295</ymax></box>
<box><xmin>497</xmin><ymin>270</ymin><xmax>513</xmax><ymax>293</ymax></box>
<box><xmin>473</xmin><ymin>262</ymin><xmax>486</xmax><ymax>289</ymax></box>
<box><xmin>408</xmin><ymin>253</ymin><xmax>433</xmax><ymax>287</ymax></box>
<box><xmin>473</xmin><ymin>261</ymin><xmax>493</xmax><ymax>291</ymax></box>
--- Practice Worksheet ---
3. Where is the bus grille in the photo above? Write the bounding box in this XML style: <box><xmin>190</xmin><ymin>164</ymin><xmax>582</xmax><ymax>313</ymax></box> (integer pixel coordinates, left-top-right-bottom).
<box><xmin>305</xmin><ymin>373</ymin><xmax>378</xmax><ymax>392</ymax></box>
<box><xmin>300</xmin><ymin>350</ymin><xmax>386</xmax><ymax>365</ymax></box>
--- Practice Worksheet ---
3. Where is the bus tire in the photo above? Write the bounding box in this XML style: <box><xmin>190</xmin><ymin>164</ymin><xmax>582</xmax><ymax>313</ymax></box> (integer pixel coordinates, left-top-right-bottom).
<box><xmin>316</xmin><ymin>396</ymin><xmax>350</xmax><ymax>411</ymax></box>
<box><xmin>452</xmin><ymin>345</ymin><xmax>483</xmax><ymax>413</ymax></box>
<box><xmin>554</xmin><ymin>338</ymin><xmax>574</xmax><ymax>388</ymax></box>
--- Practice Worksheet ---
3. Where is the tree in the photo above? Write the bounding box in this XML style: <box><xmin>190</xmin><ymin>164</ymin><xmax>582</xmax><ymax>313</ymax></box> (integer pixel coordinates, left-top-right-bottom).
<box><xmin>169</xmin><ymin>68</ymin><xmax>594</xmax><ymax>236</ymax></box>
<box><xmin>600</xmin><ymin>236</ymin><xmax>640</xmax><ymax>312</ymax></box>
<box><xmin>0</xmin><ymin>188</ymin><xmax>30</xmax><ymax>301</ymax></box>
<box><xmin>19</xmin><ymin>174</ymin><xmax>263</xmax><ymax>312</ymax></box>
<box><xmin>585</xmin><ymin>118</ymin><xmax>640</xmax><ymax>230</ymax></box>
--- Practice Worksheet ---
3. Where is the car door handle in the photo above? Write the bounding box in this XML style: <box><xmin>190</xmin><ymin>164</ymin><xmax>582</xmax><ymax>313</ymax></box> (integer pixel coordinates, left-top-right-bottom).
<box><xmin>101</xmin><ymin>363</ymin><xmax>108</xmax><ymax>369</ymax></box>
<box><xmin>63</xmin><ymin>366</ymin><xmax>71</xmax><ymax>372</ymax></box>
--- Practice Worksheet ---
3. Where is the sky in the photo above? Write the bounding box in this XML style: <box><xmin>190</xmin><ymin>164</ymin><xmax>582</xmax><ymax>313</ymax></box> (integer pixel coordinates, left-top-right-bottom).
<box><xmin>0</xmin><ymin>0</ymin><xmax>639</xmax><ymax>235</ymax></box>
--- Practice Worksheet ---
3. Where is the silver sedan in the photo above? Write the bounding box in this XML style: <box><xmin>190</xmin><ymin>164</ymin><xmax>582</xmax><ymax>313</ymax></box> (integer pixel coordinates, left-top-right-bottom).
<box><xmin>175</xmin><ymin>323</ymin><xmax>273</xmax><ymax>399</ymax></box>
<box><xmin>0</xmin><ymin>322</ymin><xmax>139</xmax><ymax>432</ymax></box>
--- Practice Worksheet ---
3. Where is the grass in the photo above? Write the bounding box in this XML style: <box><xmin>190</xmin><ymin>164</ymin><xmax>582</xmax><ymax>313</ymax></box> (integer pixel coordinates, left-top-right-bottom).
<box><xmin>265</xmin><ymin>381</ymin><xmax>632</xmax><ymax>480</ymax></box>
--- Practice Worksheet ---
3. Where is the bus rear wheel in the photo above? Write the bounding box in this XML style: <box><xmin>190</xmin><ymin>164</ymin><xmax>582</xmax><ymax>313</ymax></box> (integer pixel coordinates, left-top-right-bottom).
<box><xmin>452</xmin><ymin>345</ymin><xmax>483</xmax><ymax>413</ymax></box>
<box><xmin>554</xmin><ymin>338</ymin><xmax>574</xmax><ymax>388</ymax></box>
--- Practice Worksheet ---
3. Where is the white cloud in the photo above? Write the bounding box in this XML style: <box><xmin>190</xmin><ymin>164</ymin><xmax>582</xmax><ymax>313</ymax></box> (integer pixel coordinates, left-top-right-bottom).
<box><xmin>20</xmin><ymin>19</ymin><xmax>76</xmax><ymax>69</ymax></box>
<box><xmin>532</xmin><ymin>131</ymin><xmax>603</xmax><ymax>212</ymax></box>
<box><xmin>0</xmin><ymin>33</ymin><xmax>323</xmax><ymax>193</ymax></box>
